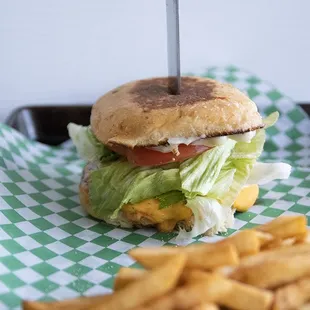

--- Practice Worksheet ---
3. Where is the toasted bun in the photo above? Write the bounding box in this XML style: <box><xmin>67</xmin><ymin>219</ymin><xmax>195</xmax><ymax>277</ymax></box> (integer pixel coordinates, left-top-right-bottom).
<box><xmin>91</xmin><ymin>76</ymin><xmax>264</xmax><ymax>148</ymax></box>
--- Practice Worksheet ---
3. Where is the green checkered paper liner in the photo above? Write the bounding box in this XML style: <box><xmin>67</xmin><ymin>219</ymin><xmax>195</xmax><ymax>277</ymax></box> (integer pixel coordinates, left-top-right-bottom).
<box><xmin>0</xmin><ymin>66</ymin><xmax>309</xmax><ymax>309</ymax></box>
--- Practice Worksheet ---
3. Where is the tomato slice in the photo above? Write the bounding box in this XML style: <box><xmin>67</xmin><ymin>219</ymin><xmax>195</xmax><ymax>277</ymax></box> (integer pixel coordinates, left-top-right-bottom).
<box><xmin>108</xmin><ymin>144</ymin><xmax>211</xmax><ymax>166</ymax></box>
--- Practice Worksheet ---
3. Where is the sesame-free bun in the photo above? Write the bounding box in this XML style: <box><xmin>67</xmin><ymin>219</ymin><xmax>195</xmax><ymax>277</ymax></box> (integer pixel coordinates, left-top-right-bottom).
<box><xmin>91</xmin><ymin>76</ymin><xmax>264</xmax><ymax>148</ymax></box>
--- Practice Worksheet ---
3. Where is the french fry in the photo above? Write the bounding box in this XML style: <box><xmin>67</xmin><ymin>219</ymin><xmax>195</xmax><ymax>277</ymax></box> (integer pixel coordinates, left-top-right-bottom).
<box><xmin>135</xmin><ymin>272</ymin><xmax>232</xmax><ymax>310</ymax></box>
<box><xmin>273</xmin><ymin>277</ymin><xmax>310</xmax><ymax>310</ymax></box>
<box><xmin>240</xmin><ymin>243</ymin><xmax>310</xmax><ymax>267</ymax></box>
<box><xmin>128</xmin><ymin>246</ymin><xmax>181</xmax><ymax>269</ymax></box>
<box><xmin>129</xmin><ymin>243</ymin><xmax>239</xmax><ymax>270</ymax></box>
<box><xmin>261</xmin><ymin>232</ymin><xmax>309</xmax><ymax>251</ymax></box>
<box><xmin>305</xmin><ymin>231</ymin><xmax>310</xmax><ymax>244</ymax></box>
<box><xmin>134</xmin><ymin>294</ymin><xmax>218</xmax><ymax>310</ymax></box>
<box><xmin>295</xmin><ymin>230</ymin><xmax>310</xmax><ymax>245</ymax></box>
<box><xmin>134</xmin><ymin>294</ymin><xmax>175</xmax><ymax>310</ymax></box>
<box><xmin>185</xmin><ymin>271</ymin><xmax>273</xmax><ymax>310</ymax></box>
<box><xmin>231</xmin><ymin>255</ymin><xmax>310</xmax><ymax>289</ymax></box>
<box><xmin>255</xmin><ymin>215</ymin><xmax>307</xmax><ymax>240</ymax></box>
<box><xmin>22</xmin><ymin>215</ymin><xmax>310</xmax><ymax>310</ymax></box>
<box><xmin>147</xmin><ymin>274</ymin><xmax>231</xmax><ymax>310</ymax></box>
<box><xmin>213</xmin><ymin>265</ymin><xmax>235</xmax><ymax>277</ymax></box>
<box><xmin>186</xmin><ymin>243</ymin><xmax>239</xmax><ymax>270</ymax></box>
<box><xmin>114</xmin><ymin>267</ymin><xmax>145</xmax><ymax>291</ymax></box>
<box><xmin>217</xmin><ymin>241</ymin><xmax>310</xmax><ymax>278</ymax></box>
<box><xmin>255</xmin><ymin>230</ymin><xmax>275</xmax><ymax>247</ymax></box>
<box><xmin>190</xmin><ymin>303</ymin><xmax>219</xmax><ymax>310</ymax></box>
<box><xmin>183</xmin><ymin>243</ymin><xmax>215</xmax><ymax>253</ymax></box>
<box><xmin>90</xmin><ymin>253</ymin><xmax>186</xmax><ymax>310</ymax></box>
<box><xmin>23</xmin><ymin>294</ymin><xmax>113</xmax><ymax>310</ymax></box>
<box><xmin>218</xmin><ymin>230</ymin><xmax>260</xmax><ymax>257</ymax></box>
<box><xmin>279</xmin><ymin>237</ymin><xmax>297</xmax><ymax>247</ymax></box>
<box><xmin>128</xmin><ymin>245</ymin><xmax>208</xmax><ymax>269</ymax></box>
<box><xmin>261</xmin><ymin>237</ymin><xmax>296</xmax><ymax>251</ymax></box>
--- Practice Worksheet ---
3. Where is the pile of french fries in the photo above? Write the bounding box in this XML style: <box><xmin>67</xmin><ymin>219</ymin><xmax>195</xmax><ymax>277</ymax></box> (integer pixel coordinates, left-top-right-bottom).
<box><xmin>23</xmin><ymin>215</ymin><xmax>310</xmax><ymax>310</ymax></box>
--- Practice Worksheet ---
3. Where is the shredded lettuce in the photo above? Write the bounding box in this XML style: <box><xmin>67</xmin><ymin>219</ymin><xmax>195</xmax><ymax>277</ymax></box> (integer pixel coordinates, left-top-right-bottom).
<box><xmin>263</xmin><ymin>111</ymin><xmax>279</xmax><ymax>128</ymax></box>
<box><xmin>89</xmin><ymin>161</ymin><xmax>182</xmax><ymax>219</ymax></box>
<box><xmin>102</xmin><ymin>213</ymin><xmax>133</xmax><ymax>228</ymax></box>
<box><xmin>176</xmin><ymin>197</ymin><xmax>234</xmax><ymax>244</ymax></box>
<box><xmin>230</xmin><ymin>129</ymin><xmax>265</xmax><ymax>160</ymax></box>
<box><xmin>247</xmin><ymin>162</ymin><xmax>292</xmax><ymax>185</ymax></box>
<box><xmin>180</xmin><ymin>140</ymin><xmax>236</xmax><ymax>198</ymax></box>
<box><xmin>219</xmin><ymin>159</ymin><xmax>254</xmax><ymax>207</ymax></box>
<box><xmin>67</xmin><ymin>123</ymin><xmax>117</xmax><ymax>162</ymax></box>
<box><xmin>179</xmin><ymin>126</ymin><xmax>266</xmax><ymax>208</ymax></box>
<box><xmin>207</xmin><ymin>168</ymin><xmax>236</xmax><ymax>199</ymax></box>
<box><xmin>156</xmin><ymin>191</ymin><xmax>185</xmax><ymax>209</ymax></box>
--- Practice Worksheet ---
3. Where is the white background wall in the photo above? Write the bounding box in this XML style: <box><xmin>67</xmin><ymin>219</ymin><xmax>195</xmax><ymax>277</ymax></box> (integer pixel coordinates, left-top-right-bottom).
<box><xmin>0</xmin><ymin>0</ymin><xmax>309</xmax><ymax>122</ymax></box>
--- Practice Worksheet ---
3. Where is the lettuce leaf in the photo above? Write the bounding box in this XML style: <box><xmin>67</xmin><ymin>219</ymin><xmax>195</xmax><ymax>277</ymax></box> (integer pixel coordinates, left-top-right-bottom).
<box><xmin>247</xmin><ymin>162</ymin><xmax>292</xmax><ymax>185</ymax></box>
<box><xmin>68</xmin><ymin>123</ymin><xmax>117</xmax><ymax>162</ymax></box>
<box><xmin>263</xmin><ymin>111</ymin><xmax>279</xmax><ymax>128</ymax></box>
<box><xmin>180</xmin><ymin>139</ymin><xmax>236</xmax><ymax>198</ymax></box>
<box><xmin>179</xmin><ymin>126</ymin><xmax>266</xmax><ymax>207</ymax></box>
<box><xmin>156</xmin><ymin>191</ymin><xmax>185</xmax><ymax>209</ymax></box>
<box><xmin>212</xmin><ymin>123</ymin><xmax>269</xmax><ymax>206</ymax></box>
<box><xmin>175</xmin><ymin>196</ymin><xmax>234</xmax><ymax>244</ymax></box>
<box><xmin>89</xmin><ymin>161</ymin><xmax>182</xmax><ymax>218</ymax></box>
<box><xmin>102</xmin><ymin>213</ymin><xmax>133</xmax><ymax>228</ymax></box>
<box><xmin>122</xmin><ymin>168</ymin><xmax>181</xmax><ymax>206</ymax></box>
<box><xmin>230</xmin><ymin>129</ymin><xmax>266</xmax><ymax>160</ymax></box>
<box><xmin>219</xmin><ymin>159</ymin><xmax>254</xmax><ymax>207</ymax></box>
<box><xmin>207</xmin><ymin>168</ymin><xmax>236</xmax><ymax>199</ymax></box>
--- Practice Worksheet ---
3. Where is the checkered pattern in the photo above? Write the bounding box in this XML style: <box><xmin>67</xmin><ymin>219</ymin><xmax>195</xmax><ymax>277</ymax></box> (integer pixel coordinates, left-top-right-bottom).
<box><xmin>0</xmin><ymin>66</ymin><xmax>309</xmax><ymax>309</ymax></box>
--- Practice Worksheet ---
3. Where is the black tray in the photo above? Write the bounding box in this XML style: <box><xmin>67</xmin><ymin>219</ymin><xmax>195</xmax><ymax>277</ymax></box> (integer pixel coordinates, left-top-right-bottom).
<box><xmin>5</xmin><ymin>104</ymin><xmax>310</xmax><ymax>146</ymax></box>
<box><xmin>5</xmin><ymin>105</ymin><xmax>92</xmax><ymax>146</ymax></box>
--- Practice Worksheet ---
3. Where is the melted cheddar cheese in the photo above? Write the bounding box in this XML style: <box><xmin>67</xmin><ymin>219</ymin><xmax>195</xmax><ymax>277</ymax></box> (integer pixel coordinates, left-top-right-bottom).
<box><xmin>122</xmin><ymin>185</ymin><xmax>259</xmax><ymax>232</ymax></box>
<box><xmin>122</xmin><ymin>199</ymin><xmax>192</xmax><ymax>232</ymax></box>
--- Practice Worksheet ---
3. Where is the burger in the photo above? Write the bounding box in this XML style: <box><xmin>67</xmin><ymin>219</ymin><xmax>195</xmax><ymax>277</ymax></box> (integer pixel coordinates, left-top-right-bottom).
<box><xmin>68</xmin><ymin>76</ymin><xmax>291</xmax><ymax>242</ymax></box>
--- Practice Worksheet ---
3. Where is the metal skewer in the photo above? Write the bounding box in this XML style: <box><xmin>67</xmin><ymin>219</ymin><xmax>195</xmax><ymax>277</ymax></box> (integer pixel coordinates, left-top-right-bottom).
<box><xmin>166</xmin><ymin>0</ymin><xmax>181</xmax><ymax>95</ymax></box>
